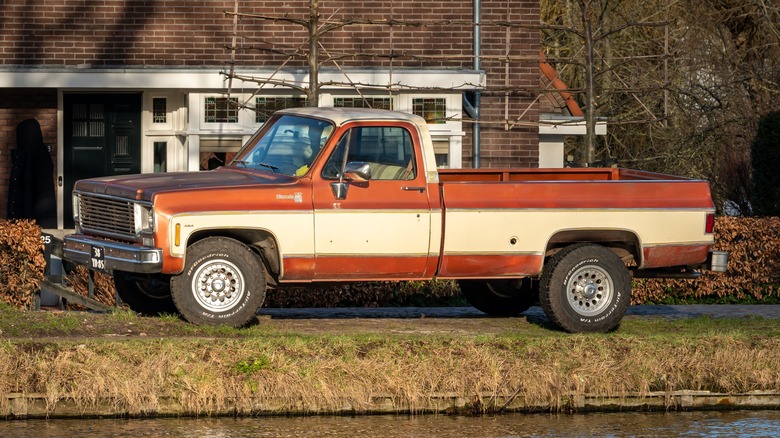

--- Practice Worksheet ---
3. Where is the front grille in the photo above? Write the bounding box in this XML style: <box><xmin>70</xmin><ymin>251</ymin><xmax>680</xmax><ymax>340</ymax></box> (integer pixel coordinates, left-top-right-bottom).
<box><xmin>77</xmin><ymin>193</ymin><xmax>138</xmax><ymax>242</ymax></box>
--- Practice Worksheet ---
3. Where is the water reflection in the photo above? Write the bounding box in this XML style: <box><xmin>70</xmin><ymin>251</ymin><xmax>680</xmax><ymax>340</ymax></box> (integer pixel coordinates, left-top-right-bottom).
<box><xmin>2</xmin><ymin>410</ymin><xmax>780</xmax><ymax>437</ymax></box>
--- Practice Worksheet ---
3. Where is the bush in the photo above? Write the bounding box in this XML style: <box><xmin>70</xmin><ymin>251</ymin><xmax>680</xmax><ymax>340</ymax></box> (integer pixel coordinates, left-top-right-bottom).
<box><xmin>751</xmin><ymin>111</ymin><xmax>780</xmax><ymax>216</ymax></box>
<box><xmin>0</xmin><ymin>219</ymin><xmax>45</xmax><ymax>309</ymax></box>
<box><xmin>633</xmin><ymin>216</ymin><xmax>780</xmax><ymax>304</ymax></box>
<box><xmin>4</xmin><ymin>217</ymin><xmax>778</xmax><ymax>310</ymax></box>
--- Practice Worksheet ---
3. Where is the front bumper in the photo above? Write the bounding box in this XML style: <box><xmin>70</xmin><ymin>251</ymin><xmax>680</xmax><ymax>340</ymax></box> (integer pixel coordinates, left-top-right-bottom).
<box><xmin>63</xmin><ymin>234</ymin><xmax>163</xmax><ymax>274</ymax></box>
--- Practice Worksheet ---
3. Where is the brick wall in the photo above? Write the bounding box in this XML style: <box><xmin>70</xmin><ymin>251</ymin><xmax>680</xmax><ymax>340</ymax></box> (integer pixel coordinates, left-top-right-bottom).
<box><xmin>0</xmin><ymin>89</ymin><xmax>58</xmax><ymax>219</ymax></box>
<box><xmin>0</xmin><ymin>1</ymin><xmax>540</xmax><ymax>219</ymax></box>
<box><xmin>0</xmin><ymin>0</ymin><xmax>480</xmax><ymax>68</ymax></box>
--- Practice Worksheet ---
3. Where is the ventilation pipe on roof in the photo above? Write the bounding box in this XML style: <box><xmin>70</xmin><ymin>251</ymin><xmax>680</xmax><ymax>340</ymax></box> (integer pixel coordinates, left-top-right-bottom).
<box><xmin>471</xmin><ymin>0</ymin><xmax>482</xmax><ymax>168</ymax></box>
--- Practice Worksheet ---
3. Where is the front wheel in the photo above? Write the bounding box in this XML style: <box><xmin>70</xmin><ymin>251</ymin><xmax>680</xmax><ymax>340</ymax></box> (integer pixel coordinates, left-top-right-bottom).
<box><xmin>459</xmin><ymin>279</ymin><xmax>537</xmax><ymax>316</ymax></box>
<box><xmin>539</xmin><ymin>243</ymin><xmax>631</xmax><ymax>333</ymax></box>
<box><xmin>171</xmin><ymin>237</ymin><xmax>266</xmax><ymax>327</ymax></box>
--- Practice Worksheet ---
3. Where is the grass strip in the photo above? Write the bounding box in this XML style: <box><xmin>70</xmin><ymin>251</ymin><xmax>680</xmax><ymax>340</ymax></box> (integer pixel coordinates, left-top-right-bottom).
<box><xmin>1</xmin><ymin>304</ymin><xmax>779</xmax><ymax>417</ymax></box>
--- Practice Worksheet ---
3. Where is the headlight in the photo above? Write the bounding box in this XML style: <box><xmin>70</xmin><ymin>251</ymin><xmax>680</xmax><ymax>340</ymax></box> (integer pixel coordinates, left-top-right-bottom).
<box><xmin>72</xmin><ymin>193</ymin><xmax>80</xmax><ymax>222</ymax></box>
<box><xmin>133</xmin><ymin>203</ymin><xmax>155</xmax><ymax>234</ymax></box>
<box><xmin>71</xmin><ymin>193</ymin><xmax>81</xmax><ymax>233</ymax></box>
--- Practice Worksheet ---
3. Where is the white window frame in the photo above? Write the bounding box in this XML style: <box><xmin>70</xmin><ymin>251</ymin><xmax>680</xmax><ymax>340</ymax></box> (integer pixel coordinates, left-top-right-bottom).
<box><xmin>191</xmin><ymin>93</ymin><xmax>256</xmax><ymax>132</ymax></box>
<box><xmin>143</xmin><ymin>92</ymin><xmax>176</xmax><ymax>131</ymax></box>
<box><xmin>254</xmin><ymin>95</ymin><xmax>309</xmax><ymax>125</ymax></box>
<box><xmin>398</xmin><ymin>93</ymin><xmax>463</xmax><ymax>168</ymax></box>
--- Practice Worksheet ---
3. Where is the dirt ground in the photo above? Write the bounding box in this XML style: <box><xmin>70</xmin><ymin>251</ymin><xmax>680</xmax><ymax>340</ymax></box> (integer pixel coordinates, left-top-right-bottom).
<box><xmin>4</xmin><ymin>304</ymin><xmax>780</xmax><ymax>340</ymax></box>
<box><xmin>1</xmin><ymin>305</ymin><xmax>552</xmax><ymax>340</ymax></box>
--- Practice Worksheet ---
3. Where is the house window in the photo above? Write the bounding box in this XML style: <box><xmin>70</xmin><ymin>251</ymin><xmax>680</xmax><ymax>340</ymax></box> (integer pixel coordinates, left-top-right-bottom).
<box><xmin>152</xmin><ymin>98</ymin><xmax>167</xmax><ymax>124</ymax></box>
<box><xmin>199</xmin><ymin>138</ymin><xmax>242</xmax><ymax>171</ymax></box>
<box><xmin>412</xmin><ymin>98</ymin><xmax>446</xmax><ymax>124</ymax></box>
<box><xmin>204</xmin><ymin>97</ymin><xmax>238</xmax><ymax>123</ymax></box>
<box><xmin>333</xmin><ymin>97</ymin><xmax>393</xmax><ymax>110</ymax></box>
<box><xmin>433</xmin><ymin>139</ymin><xmax>450</xmax><ymax>168</ymax></box>
<box><xmin>255</xmin><ymin>97</ymin><xmax>308</xmax><ymax>123</ymax></box>
<box><xmin>153</xmin><ymin>141</ymin><xmax>167</xmax><ymax>173</ymax></box>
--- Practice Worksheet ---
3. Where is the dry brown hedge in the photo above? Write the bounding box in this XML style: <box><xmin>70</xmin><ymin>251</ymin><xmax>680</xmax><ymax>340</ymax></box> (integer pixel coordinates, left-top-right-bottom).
<box><xmin>0</xmin><ymin>219</ymin><xmax>45</xmax><ymax>309</ymax></box>
<box><xmin>632</xmin><ymin>216</ymin><xmax>780</xmax><ymax>304</ymax></box>
<box><xmin>65</xmin><ymin>265</ymin><xmax>119</xmax><ymax>309</ymax></box>
<box><xmin>3</xmin><ymin>217</ymin><xmax>779</xmax><ymax>310</ymax></box>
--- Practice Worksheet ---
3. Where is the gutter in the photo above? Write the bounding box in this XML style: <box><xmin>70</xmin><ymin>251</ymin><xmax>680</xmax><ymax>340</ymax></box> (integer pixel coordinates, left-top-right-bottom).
<box><xmin>471</xmin><ymin>0</ymin><xmax>481</xmax><ymax>169</ymax></box>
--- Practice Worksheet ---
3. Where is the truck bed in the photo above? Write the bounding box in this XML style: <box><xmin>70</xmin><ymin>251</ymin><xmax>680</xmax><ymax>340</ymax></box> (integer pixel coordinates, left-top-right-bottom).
<box><xmin>435</xmin><ymin>167</ymin><xmax>715</xmax><ymax>278</ymax></box>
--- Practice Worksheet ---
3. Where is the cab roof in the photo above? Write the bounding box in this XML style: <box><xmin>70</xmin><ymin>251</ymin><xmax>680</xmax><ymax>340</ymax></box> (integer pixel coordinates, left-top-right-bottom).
<box><xmin>276</xmin><ymin>107</ymin><xmax>428</xmax><ymax>127</ymax></box>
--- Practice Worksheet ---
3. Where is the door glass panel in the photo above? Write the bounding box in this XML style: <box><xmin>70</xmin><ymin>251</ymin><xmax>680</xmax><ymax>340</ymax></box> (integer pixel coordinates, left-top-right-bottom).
<box><xmin>72</xmin><ymin>103</ymin><xmax>105</xmax><ymax>137</ymax></box>
<box><xmin>90</xmin><ymin>104</ymin><xmax>104</xmax><ymax>119</ymax></box>
<box><xmin>154</xmin><ymin>141</ymin><xmax>167</xmax><ymax>173</ymax></box>
<box><xmin>115</xmin><ymin>135</ymin><xmax>129</xmax><ymax>157</ymax></box>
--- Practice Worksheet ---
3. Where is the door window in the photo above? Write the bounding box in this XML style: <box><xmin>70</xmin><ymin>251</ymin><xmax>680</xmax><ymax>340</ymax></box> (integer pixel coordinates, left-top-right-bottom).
<box><xmin>321</xmin><ymin>126</ymin><xmax>416</xmax><ymax>181</ymax></box>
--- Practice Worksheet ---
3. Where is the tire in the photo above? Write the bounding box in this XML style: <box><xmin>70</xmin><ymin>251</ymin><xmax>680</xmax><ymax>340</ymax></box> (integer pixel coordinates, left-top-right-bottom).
<box><xmin>170</xmin><ymin>237</ymin><xmax>266</xmax><ymax>327</ymax></box>
<box><xmin>539</xmin><ymin>243</ymin><xmax>631</xmax><ymax>333</ymax></box>
<box><xmin>459</xmin><ymin>279</ymin><xmax>537</xmax><ymax>316</ymax></box>
<box><xmin>114</xmin><ymin>271</ymin><xmax>177</xmax><ymax>316</ymax></box>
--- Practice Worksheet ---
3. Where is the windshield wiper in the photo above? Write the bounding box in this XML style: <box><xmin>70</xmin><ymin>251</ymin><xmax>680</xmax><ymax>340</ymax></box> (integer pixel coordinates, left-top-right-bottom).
<box><xmin>231</xmin><ymin>159</ymin><xmax>278</xmax><ymax>173</ymax></box>
<box><xmin>255</xmin><ymin>162</ymin><xmax>279</xmax><ymax>173</ymax></box>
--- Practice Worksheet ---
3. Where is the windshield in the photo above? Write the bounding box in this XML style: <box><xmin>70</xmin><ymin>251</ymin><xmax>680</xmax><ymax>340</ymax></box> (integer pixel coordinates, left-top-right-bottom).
<box><xmin>230</xmin><ymin>114</ymin><xmax>335</xmax><ymax>176</ymax></box>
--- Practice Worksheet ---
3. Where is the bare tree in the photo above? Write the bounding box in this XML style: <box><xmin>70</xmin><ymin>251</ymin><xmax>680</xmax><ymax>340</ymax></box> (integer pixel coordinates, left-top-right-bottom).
<box><xmin>542</xmin><ymin>0</ymin><xmax>668</xmax><ymax>166</ymax></box>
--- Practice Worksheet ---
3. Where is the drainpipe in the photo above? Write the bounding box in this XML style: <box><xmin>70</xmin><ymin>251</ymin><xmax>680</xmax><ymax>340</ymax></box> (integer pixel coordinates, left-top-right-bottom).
<box><xmin>472</xmin><ymin>0</ymin><xmax>481</xmax><ymax>169</ymax></box>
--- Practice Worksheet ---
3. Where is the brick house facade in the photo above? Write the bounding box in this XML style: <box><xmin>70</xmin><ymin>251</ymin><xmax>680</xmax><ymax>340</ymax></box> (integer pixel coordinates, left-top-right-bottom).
<box><xmin>0</xmin><ymin>0</ymin><xmax>547</xmax><ymax>228</ymax></box>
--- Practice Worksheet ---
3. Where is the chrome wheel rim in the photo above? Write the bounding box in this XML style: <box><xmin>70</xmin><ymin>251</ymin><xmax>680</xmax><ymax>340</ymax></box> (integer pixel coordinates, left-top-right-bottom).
<box><xmin>191</xmin><ymin>259</ymin><xmax>245</xmax><ymax>312</ymax></box>
<box><xmin>567</xmin><ymin>264</ymin><xmax>613</xmax><ymax>316</ymax></box>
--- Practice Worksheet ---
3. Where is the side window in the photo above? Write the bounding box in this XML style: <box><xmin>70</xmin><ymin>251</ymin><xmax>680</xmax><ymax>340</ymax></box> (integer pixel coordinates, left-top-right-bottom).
<box><xmin>321</xmin><ymin>126</ymin><xmax>416</xmax><ymax>180</ymax></box>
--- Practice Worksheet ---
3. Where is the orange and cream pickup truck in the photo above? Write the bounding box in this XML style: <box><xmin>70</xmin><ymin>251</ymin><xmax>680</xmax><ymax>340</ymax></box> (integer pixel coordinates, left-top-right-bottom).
<box><xmin>63</xmin><ymin>107</ymin><xmax>727</xmax><ymax>332</ymax></box>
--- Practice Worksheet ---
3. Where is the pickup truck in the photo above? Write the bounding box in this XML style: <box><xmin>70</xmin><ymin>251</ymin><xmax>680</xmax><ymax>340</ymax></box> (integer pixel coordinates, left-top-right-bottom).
<box><xmin>63</xmin><ymin>107</ymin><xmax>726</xmax><ymax>333</ymax></box>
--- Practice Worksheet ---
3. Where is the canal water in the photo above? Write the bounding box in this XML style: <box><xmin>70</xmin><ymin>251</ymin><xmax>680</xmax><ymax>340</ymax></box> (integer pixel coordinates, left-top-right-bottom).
<box><xmin>2</xmin><ymin>410</ymin><xmax>780</xmax><ymax>437</ymax></box>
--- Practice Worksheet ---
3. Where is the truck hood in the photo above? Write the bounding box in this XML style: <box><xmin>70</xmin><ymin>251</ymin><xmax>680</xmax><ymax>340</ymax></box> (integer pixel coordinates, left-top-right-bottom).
<box><xmin>74</xmin><ymin>167</ymin><xmax>296</xmax><ymax>202</ymax></box>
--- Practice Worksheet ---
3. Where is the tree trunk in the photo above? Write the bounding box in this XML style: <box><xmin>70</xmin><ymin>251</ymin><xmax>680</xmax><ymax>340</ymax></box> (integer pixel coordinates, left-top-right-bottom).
<box><xmin>579</xmin><ymin>0</ymin><xmax>597</xmax><ymax>166</ymax></box>
<box><xmin>307</xmin><ymin>0</ymin><xmax>319</xmax><ymax>107</ymax></box>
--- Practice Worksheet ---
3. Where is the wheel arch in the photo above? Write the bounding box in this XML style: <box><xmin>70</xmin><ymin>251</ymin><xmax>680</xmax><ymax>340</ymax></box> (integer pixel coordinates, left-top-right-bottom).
<box><xmin>186</xmin><ymin>228</ymin><xmax>282</xmax><ymax>283</ymax></box>
<box><xmin>544</xmin><ymin>229</ymin><xmax>642</xmax><ymax>267</ymax></box>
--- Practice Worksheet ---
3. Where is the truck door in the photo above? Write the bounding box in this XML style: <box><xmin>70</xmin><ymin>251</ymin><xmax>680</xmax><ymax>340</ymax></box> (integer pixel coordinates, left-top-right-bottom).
<box><xmin>311</xmin><ymin>123</ymin><xmax>433</xmax><ymax>280</ymax></box>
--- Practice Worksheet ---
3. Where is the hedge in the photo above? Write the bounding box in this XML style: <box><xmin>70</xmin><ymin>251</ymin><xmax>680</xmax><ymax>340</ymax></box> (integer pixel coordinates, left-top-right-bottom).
<box><xmin>632</xmin><ymin>216</ymin><xmax>780</xmax><ymax>304</ymax></box>
<box><xmin>0</xmin><ymin>219</ymin><xmax>45</xmax><ymax>309</ymax></box>
<box><xmin>1</xmin><ymin>217</ymin><xmax>778</xmax><ymax>310</ymax></box>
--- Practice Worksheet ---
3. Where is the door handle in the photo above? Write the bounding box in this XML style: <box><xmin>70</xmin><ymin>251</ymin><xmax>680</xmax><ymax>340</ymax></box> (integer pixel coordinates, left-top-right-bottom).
<box><xmin>401</xmin><ymin>186</ymin><xmax>425</xmax><ymax>193</ymax></box>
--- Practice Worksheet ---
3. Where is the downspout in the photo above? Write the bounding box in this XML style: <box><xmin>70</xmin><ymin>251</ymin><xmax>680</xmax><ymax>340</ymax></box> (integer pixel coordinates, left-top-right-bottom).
<box><xmin>472</xmin><ymin>0</ymin><xmax>481</xmax><ymax>168</ymax></box>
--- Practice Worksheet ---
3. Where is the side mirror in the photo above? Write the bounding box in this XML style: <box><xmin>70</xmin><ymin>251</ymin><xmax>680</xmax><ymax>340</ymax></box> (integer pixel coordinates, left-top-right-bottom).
<box><xmin>330</xmin><ymin>162</ymin><xmax>371</xmax><ymax>200</ymax></box>
<box><xmin>343</xmin><ymin>162</ymin><xmax>371</xmax><ymax>182</ymax></box>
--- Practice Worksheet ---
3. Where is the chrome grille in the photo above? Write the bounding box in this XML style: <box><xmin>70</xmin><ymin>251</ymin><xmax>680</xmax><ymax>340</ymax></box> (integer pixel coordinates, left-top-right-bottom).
<box><xmin>77</xmin><ymin>193</ymin><xmax>137</xmax><ymax>242</ymax></box>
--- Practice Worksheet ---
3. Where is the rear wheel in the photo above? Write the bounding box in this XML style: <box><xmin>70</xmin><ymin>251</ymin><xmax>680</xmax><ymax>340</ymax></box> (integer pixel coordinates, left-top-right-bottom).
<box><xmin>459</xmin><ymin>279</ymin><xmax>538</xmax><ymax>316</ymax></box>
<box><xmin>539</xmin><ymin>243</ymin><xmax>631</xmax><ymax>333</ymax></box>
<box><xmin>114</xmin><ymin>271</ymin><xmax>177</xmax><ymax>316</ymax></box>
<box><xmin>171</xmin><ymin>237</ymin><xmax>266</xmax><ymax>327</ymax></box>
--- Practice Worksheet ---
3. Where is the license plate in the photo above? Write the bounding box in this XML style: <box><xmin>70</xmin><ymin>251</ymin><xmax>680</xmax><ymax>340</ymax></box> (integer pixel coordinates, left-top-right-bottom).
<box><xmin>90</xmin><ymin>245</ymin><xmax>106</xmax><ymax>271</ymax></box>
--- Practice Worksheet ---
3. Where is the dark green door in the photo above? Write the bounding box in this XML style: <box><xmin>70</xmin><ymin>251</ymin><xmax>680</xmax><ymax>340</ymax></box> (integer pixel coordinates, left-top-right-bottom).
<box><xmin>63</xmin><ymin>94</ymin><xmax>141</xmax><ymax>228</ymax></box>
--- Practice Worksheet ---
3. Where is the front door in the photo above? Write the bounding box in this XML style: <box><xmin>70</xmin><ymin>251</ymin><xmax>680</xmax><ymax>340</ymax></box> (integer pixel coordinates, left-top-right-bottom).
<box><xmin>63</xmin><ymin>94</ymin><xmax>141</xmax><ymax>228</ymax></box>
<box><xmin>312</xmin><ymin>123</ymin><xmax>433</xmax><ymax>280</ymax></box>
